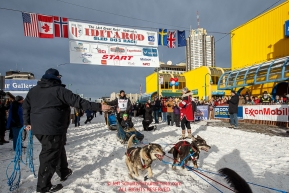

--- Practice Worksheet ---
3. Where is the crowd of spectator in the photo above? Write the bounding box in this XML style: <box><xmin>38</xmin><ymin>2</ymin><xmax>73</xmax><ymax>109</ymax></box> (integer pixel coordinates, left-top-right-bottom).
<box><xmin>193</xmin><ymin>91</ymin><xmax>289</xmax><ymax>108</ymax></box>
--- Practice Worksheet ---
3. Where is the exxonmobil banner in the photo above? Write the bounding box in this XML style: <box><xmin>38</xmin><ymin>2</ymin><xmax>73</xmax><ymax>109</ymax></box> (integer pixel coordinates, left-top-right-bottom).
<box><xmin>69</xmin><ymin>40</ymin><xmax>160</xmax><ymax>67</ymax></box>
<box><xmin>243</xmin><ymin>105</ymin><xmax>289</xmax><ymax>122</ymax></box>
<box><xmin>69</xmin><ymin>21</ymin><xmax>158</xmax><ymax>47</ymax></box>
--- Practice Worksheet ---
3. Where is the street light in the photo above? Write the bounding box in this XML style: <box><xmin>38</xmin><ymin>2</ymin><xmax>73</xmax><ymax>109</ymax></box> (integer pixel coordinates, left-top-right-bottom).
<box><xmin>204</xmin><ymin>73</ymin><xmax>213</xmax><ymax>100</ymax></box>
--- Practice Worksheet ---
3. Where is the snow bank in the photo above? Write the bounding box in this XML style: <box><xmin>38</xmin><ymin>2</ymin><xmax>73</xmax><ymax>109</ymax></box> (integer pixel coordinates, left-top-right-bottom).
<box><xmin>0</xmin><ymin>115</ymin><xmax>288</xmax><ymax>193</ymax></box>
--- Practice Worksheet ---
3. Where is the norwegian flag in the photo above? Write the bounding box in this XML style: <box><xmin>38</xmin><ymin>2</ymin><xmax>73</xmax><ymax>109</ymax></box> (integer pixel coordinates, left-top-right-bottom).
<box><xmin>54</xmin><ymin>16</ymin><xmax>68</xmax><ymax>38</ymax></box>
<box><xmin>167</xmin><ymin>31</ymin><xmax>176</xmax><ymax>48</ymax></box>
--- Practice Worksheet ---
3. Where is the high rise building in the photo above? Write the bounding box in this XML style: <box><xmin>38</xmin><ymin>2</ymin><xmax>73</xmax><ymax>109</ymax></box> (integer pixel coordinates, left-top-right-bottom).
<box><xmin>186</xmin><ymin>28</ymin><xmax>215</xmax><ymax>71</ymax></box>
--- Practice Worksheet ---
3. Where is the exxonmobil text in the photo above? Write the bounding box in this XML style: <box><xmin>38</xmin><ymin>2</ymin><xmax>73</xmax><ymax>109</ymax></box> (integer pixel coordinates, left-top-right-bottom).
<box><xmin>244</xmin><ymin>107</ymin><xmax>288</xmax><ymax>117</ymax></box>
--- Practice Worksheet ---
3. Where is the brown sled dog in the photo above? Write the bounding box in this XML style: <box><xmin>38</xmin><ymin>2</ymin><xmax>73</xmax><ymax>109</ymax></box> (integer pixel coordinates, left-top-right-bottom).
<box><xmin>168</xmin><ymin>135</ymin><xmax>211</xmax><ymax>169</ymax></box>
<box><xmin>125</xmin><ymin>134</ymin><xmax>165</xmax><ymax>180</ymax></box>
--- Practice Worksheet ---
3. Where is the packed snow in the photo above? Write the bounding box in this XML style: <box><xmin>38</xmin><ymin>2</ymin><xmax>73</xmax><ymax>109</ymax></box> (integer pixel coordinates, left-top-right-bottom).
<box><xmin>0</xmin><ymin>114</ymin><xmax>289</xmax><ymax>193</ymax></box>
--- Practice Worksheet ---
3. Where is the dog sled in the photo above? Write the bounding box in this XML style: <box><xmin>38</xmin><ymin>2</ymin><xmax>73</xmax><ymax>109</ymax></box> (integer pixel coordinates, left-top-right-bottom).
<box><xmin>107</xmin><ymin>112</ymin><xmax>118</xmax><ymax>130</ymax></box>
<box><xmin>102</xmin><ymin>104</ymin><xmax>118</xmax><ymax>130</ymax></box>
<box><xmin>116</xmin><ymin>122</ymin><xmax>144</xmax><ymax>144</ymax></box>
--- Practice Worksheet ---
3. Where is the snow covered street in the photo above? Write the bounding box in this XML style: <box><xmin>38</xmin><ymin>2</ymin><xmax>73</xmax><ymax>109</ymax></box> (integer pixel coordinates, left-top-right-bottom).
<box><xmin>1</xmin><ymin>115</ymin><xmax>289</xmax><ymax>193</ymax></box>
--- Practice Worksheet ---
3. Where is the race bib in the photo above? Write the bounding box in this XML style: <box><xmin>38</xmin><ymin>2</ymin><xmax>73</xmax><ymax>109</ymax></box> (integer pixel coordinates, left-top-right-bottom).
<box><xmin>118</xmin><ymin>99</ymin><xmax>128</xmax><ymax>111</ymax></box>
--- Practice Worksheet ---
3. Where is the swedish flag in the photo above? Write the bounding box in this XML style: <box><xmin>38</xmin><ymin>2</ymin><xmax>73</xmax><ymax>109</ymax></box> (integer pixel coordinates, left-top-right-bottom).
<box><xmin>158</xmin><ymin>29</ymin><xmax>168</xmax><ymax>46</ymax></box>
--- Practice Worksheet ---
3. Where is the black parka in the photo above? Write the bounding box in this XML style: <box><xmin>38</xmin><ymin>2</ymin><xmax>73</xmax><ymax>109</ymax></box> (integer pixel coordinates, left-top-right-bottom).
<box><xmin>23</xmin><ymin>79</ymin><xmax>100</xmax><ymax>135</ymax></box>
<box><xmin>228</xmin><ymin>95</ymin><xmax>239</xmax><ymax>114</ymax></box>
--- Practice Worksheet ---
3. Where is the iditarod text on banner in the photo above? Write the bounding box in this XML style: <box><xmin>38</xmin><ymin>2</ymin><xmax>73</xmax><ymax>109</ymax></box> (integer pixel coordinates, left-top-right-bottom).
<box><xmin>68</xmin><ymin>21</ymin><xmax>158</xmax><ymax>47</ymax></box>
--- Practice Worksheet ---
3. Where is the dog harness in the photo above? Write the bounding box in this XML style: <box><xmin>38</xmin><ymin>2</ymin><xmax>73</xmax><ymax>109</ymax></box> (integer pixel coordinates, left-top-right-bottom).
<box><xmin>174</xmin><ymin>141</ymin><xmax>198</xmax><ymax>162</ymax></box>
<box><xmin>126</xmin><ymin>147</ymin><xmax>149</xmax><ymax>168</ymax></box>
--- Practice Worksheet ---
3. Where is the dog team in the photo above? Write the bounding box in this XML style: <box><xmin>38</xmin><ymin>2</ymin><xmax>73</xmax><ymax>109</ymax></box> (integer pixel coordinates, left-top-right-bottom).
<box><xmin>122</xmin><ymin>87</ymin><xmax>252</xmax><ymax>192</ymax></box>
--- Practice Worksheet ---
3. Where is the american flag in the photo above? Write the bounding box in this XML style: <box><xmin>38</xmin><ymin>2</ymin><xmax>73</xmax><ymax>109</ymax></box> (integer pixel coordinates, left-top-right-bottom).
<box><xmin>22</xmin><ymin>13</ymin><xmax>39</xmax><ymax>37</ymax></box>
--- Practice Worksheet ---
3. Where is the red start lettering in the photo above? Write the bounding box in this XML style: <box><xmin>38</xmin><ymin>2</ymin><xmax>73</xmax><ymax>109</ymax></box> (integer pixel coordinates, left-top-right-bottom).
<box><xmin>85</xmin><ymin>28</ymin><xmax>145</xmax><ymax>41</ymax></box>
<box><xmin>102</xmin><ymin>55</ymin><xmax>133</xmax><ymax>60</ymax></box>
<box><xmin>143</xmin><ymin>63</ymin><xmax>150</xmax><ymax>66</ymax></box>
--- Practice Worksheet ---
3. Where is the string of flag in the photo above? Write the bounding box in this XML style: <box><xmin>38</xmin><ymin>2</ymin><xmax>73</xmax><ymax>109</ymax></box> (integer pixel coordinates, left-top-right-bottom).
<box><xmin>22</xmin><ymin>12</ymin><xmax>68</xmax><ymax>38</ymax></box>
<box><xmin>21</xmin><ymin>11</ymin><xmax>187</xmax><ymax>48</ymax></box>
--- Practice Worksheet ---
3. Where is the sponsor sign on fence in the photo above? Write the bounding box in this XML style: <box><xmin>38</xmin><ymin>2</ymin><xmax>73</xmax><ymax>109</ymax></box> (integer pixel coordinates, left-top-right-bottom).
<box><xmin>195</xmin><ymin>105</ymin><xmax>209</xmax><ymax>121</ymax></box>
<box><xmin>69</xmin><ymin>21</ymin><xmax>158</xmax><ymax>47</ymax></box>
<box><xmin>243</xmin><ymin>105</ymin><xmax>289</xmax><ymax>122</ymax></box>
<box><xmin>4</xmin><ymin>79</ymin><xmax>38</xmax><ymax>91</ymax></box>
<box><xmin>214</xmin><ymin>106</ymin><xmax>243</xmax><ymax>119</ymax></box>
<box><xmin>69</xmin><ymin>40</ymin><xmax>159</xmax><ymax>67</ymax></box>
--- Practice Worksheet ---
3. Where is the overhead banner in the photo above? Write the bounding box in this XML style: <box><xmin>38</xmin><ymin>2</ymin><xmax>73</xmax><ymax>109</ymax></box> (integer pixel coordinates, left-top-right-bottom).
<box><xmin>69</xmin><ymin>40</ymin><xmax>160</xmax><ymax>67</ymax></box>
<box><xmin>69</xmin><ymin>21</ymin><xmax>158</xmax><ymax>47</ymax></box>
<box><xmin>4</xmin><ymin>79</ymin><xmax>38</xmax><ymax>91</ymax></box>
<box><xmin>243</xmin><ymin>105</ymin><xmax>289</xmax><ymax>122</ymax></box>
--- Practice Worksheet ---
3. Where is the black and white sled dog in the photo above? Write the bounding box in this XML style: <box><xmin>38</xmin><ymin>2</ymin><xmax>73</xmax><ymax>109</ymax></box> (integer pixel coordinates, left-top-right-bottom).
<box><xmin>219</xmin><ymin>168</ymin><xmax>253</xmax><ymax>193</ymax></box>
<box><xmin>125</xmin><ymin>134</ymin><xmax>165</xmax><ymax>180</ymax></box>
<box><xmin>168</xmin><ymin>135</ymin><xmax>211</xmax><ymax>169</ymax></box>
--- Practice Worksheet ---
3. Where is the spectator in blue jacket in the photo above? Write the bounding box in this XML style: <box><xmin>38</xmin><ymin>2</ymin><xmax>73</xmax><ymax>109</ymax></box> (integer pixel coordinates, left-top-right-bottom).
<box><xmin>6</xmin><ymin>96</ymin><xmax>24</xmax><ymax>150</ymax></box>
<box><xmin>84</xmin><ymin>109</ymin><xmax>94</xmax><ymax>124</ymax></box>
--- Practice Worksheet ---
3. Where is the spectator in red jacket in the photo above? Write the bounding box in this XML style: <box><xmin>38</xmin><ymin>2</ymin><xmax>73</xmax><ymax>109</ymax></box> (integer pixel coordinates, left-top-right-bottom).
<box><xmin>254</xmin><ymin>97</ymin><xmax>260</xmax><ymax>105</ymax></box>
<box><xmin>161</xmin><ymin>98</ymin><xmax>167</xmax><ymax>123</ymax></box>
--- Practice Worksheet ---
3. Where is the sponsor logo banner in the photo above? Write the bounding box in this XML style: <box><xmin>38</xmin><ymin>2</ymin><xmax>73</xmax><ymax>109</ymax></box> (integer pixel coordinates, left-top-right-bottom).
<box><xmin>4</xmin><ymin>79</ymin><xmax>38</xmax><ymax>91</ymax></box>
<box><xmin>69</xmin><ymin>21</ymin><xmax>158</xmax><ymax>47</ymax></box>
<box><xmin>70</xmin><ymin>40</ymin><xmax>159</xmax><ymax>67</ymax></box>
<box><xmin>195</xmin><ymin>105</ymin><xmax>209</xmax><ymax>121</ymax></box>
<box><xmin>214</xmin><ymin>106</ymin><xmax>243</xmax><ymax>119</ymax></box>
<box><xmin>243</xmin><ymin>105</ymin><xmax>289</xmax><ymax>122</ymax></box>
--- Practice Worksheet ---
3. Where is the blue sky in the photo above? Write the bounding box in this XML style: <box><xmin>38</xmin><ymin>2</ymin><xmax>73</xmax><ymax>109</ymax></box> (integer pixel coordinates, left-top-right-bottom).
<box><xmin>0</xmin><ymin>0</ymin><xmax>285</xmax><ymax>98</ymax></box>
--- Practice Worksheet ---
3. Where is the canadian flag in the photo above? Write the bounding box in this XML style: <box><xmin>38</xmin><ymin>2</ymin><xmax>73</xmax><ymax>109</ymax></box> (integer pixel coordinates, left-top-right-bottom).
<box><xmin>37</xmin><ymin>14</ymin><xmax>54</xmax><ymax>38</ymax></box>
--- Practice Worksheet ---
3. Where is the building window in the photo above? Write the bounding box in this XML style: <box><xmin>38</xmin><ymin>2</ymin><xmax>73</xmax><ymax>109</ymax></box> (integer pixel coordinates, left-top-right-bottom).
<box><xmin>165</xmin><ymin>82</ymin><xmax>169</xmax><ymax>89</ymax></box>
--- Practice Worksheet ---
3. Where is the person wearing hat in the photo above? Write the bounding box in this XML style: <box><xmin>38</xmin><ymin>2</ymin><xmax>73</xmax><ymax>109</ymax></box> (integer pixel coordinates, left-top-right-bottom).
<box><xmin>142</xmin><ymin>102</ymin><xmax>156</xmax><ymax>131</ymax></box>
<box><xmin>105</xmin><ymin>90</ymin><xmax>132</xmax><ymax>121</ymax></box>
<box><xmin>6</xmin><ymin>95</ymin><xmax>24</xmax><ymax>150</ymax></box>
<box><xmin>23</xmin><ymin>68</ymin><xmax>100</xmax><ymax>193</ymax></box>
<box><xmin>227</xmin><ymin>90</ymin><xmax>239</xmax><ymax>129</ymax></box>
<box><xmin>179</xmin><ymin>87</ymin><xmax>194</xmax><ymax>139</ymax></box>
<box><xmin>260</xmin><ymin>91</ymin><xmax>272</xmax><ymax>104</ymax></box>
<box><xmin>119</xmin><ymin>112</ymin><xmax>134</xmax><ymax>130</ymax></box>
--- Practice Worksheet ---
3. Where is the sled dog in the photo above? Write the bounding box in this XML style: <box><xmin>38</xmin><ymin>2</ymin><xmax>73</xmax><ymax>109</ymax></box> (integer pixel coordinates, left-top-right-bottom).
<box><xmin>125</xmin><ymin>134</ymin><xmax>165</xmax><ymax>180</ymax></box>
<box><xmin>168</xmin><ymin>135</ymin><xmax>211</xmax><ymax>169</ymax></box>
